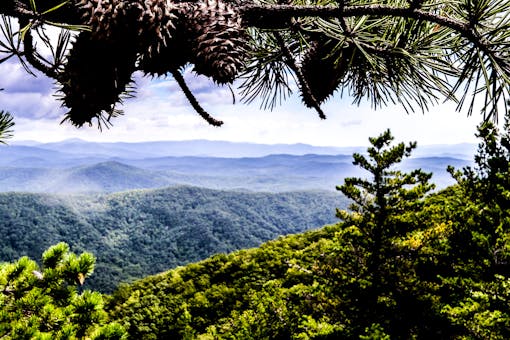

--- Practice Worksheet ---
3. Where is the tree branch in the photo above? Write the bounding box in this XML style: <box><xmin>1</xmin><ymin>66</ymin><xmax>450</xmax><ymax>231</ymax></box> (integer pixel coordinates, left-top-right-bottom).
<box><xmin>2</xmin><ymin>1</ymin><xmax>34</xmax><ymax>19</ymax></box>
<box><xmin>241</xmin><ymin>4</ymin><xmax>506</xmax><ymax>64</ymax></box>
<box><xmin>273</xmin><ymin>32</ymin><xmax>326</xmax><ymax>119</ymax></box>
<box><xmin>1</xmin><ymin>0</ymin><xmax>508</xmax><ymax>125</ymax></box>
<box><xmin>242</xmin><ymin>3</ymin><xmax>510</xmax><ymax>103</ymax></box>
<box><xmin>171</xmin><ymin>69</ymin><xmax>224</xmax><ymax>127</ymax></box>
<box><xmin>3</xmin><ymin>2</ymin><xmax>502</xmax><ymax>75</ymax></box>
<box><xmin>242</xmin><ymin>4</ymin><xmax>469</xmax><ymax>32</ymax></box>
<box><xmin>19</xmin><ymin>18</ymin><xmax>58</xmax><ymax>78</ymax></box>
<box><xmin>3</xmin><ymin>0</ymin><xmax>81</xmax><ymax>23</ymax></box>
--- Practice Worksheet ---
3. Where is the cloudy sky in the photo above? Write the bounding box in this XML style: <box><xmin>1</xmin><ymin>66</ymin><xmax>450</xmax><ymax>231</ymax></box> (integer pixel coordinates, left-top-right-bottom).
<box><xmin>0</xmin><ymin>54</ymin><xmax>482</xmax><ymax>147</ymax></box>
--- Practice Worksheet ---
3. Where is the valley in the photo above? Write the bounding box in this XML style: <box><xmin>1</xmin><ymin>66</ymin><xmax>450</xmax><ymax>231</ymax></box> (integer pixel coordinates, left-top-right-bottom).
<box><xmin>0</xmin><ymin>186</ymin><xmax>345</xmax><ymax>292</ymax></box>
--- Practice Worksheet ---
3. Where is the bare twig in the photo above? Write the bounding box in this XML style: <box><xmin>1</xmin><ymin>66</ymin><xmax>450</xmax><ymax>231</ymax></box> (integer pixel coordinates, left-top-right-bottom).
<box><xmin>171</xmin><ymin>69</ymin><xmax>224</xmax><ymax>127</ymax></box>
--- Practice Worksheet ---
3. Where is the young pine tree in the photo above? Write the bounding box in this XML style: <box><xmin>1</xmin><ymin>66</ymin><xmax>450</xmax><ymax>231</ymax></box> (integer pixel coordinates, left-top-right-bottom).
<box><xmin>333</xmin><ymin>129</ymin><xmax>436</xmax><ymax>338</ymax></box>
<box><xmin>0</xmin><ymin>242</ymin><xmax>126</xmax><ymax>339</ymax></box>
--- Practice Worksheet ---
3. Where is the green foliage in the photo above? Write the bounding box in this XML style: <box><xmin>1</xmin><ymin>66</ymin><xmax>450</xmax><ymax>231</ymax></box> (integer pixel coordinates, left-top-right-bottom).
<box><xmin>434</xmin><ymin>117</ymin><xmax>510</xmax><ymax>339</ymax></box>
<box><xmin>336</xmin><ymin>129</ymin><xmax>434</xmax><ymax>264</ymax></box>
<box><xmin>0</xmin><ymin>243</ymin><xmax>126</xmax><ymax>339</ymax></box>
<box><xmin>106</xmin><ymin>126</ymin><xmax>510</xmax><ymax>338</ymax></box>
<box><xmin>106</xmin><ymin>131</ymin><xmax>443</xmax><ymax>339</ymax></box>
<box><xmin>0</xmin><ymin>187</ymin><xmax>342</xmax><ymax>292</ymax></box>
<box><xmin>0</xmin><ymin>110</ymin><xmax>14</xmax><ymax>144</ymax></box>
<box><xmin>0</xmin><ymin>89</ymin><xmax>14</xmax><ymax>144</ymax></box>
<box><xmin>6</xmin><ymin>126</ymin><xmax>510</xmax><ymax>338</ymax></box>
<box><xmin>331</xmin><ymin>130</ymin><xmax>438</xmax><ymax>337</ymax></box>
<box><xmin>106</xmin><ymin>225</ymin><xmax>345</xmax><ymax>339</ymax></box>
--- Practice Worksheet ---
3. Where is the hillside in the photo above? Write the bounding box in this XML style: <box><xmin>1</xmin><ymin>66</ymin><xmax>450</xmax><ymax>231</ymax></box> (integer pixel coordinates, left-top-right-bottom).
<box><xmin>104</xmin><ymin>129</ymin><xmax>507</xmax><ymax>339</ymax></box>
<box><xmin>105</xmin><ymin>178</ymin><xmax>508</xmax><ymax>338</ymax></box>
<box><xmin>3</xmin><ymin>127</ymin><xmax>508</xmax><ymax>339</ymax></box>
<box><xmin>0</xmin><ymin>186</ymin><xmax>345</xmax><ymax>292</ymax></box>
<box><xmin>106</xmin><ymin>224</ymin><xmax>343</xmax><ymax>338</ymax></box>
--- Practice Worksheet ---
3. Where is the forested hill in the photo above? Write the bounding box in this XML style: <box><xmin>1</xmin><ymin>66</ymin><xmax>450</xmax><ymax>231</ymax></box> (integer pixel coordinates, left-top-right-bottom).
<box><xmin>0</xmin><ymin>186</ymin><xmax>345</xmax><ymax>292</ymax></box>
<box><xmin>3</xmin><ymin>127</ymin><xmax>509</xmax><ymax>339</ymax></box>
<box><xmin>107</xmin><ymin>224</ymin><xmax>343</xmax><ymax>338</ymax></box>
<box><xmin>105</xmin><ymin>126</ymin><xmax>510</xmax><ymax>339</ymax></box>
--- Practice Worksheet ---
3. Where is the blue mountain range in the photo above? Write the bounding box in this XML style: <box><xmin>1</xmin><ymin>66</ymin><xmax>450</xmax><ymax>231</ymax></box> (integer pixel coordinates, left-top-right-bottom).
<box><xmin>0</xmin><ymin>139</ymin><xmax>475</xmax><ymax>193</ymax></box>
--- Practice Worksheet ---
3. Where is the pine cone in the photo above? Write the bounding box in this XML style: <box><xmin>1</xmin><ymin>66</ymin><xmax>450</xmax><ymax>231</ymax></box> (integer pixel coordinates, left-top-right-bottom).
<box><xmin>300</xmin><ymin>40</ymin><xmax>353</xmax><ymax>107</ymax></box>
<box><xmin>59</xmin><ymin>32</ymin><xmax>137</xmax><ymax>127</ymax></box>
<box><xmin>75</xmin><ymin>0</ymin><xmax>247</xmax><ymax>81</ymax></box>
<box><xmin>134</xmin><ymin>0</ymin><xmax>181</xmax><ymax>59</ymax></box>
<box><xmin>137</xmin><ymin>2</ymin><xmax>190</xmax><ymax>76</ymax></box>
<box><xmin>75</xmin><ymin>0</ymin><xmax>120</xmax><ymax>39</ymax></box>
<box><xmin>187</xmin><ymin>0</ymin><xmax>247</xmax><ymax>84</ymax></box>
<box><xmin>76</xmin><ymin>0</ymin><xmax>188</xmax><ymax>75</ymax></box>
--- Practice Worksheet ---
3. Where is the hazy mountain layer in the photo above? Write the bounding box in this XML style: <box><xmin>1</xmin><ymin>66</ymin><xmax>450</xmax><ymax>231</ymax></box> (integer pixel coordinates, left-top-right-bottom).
<box><xmin>0</xmin><ymin>155</ymin><xmax>471</xmax><ymax>193</ymax></box>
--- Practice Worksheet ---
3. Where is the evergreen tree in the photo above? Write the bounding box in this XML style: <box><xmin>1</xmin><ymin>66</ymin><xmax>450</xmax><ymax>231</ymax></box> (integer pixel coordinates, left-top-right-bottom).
<box><xmin>448</xmin><ymin>119</ymin><xmax>510</xmax><ymax>277</ymax></box>
<box><xmin>0</xmin><ymin>110</ymin><xmax>14</xmax><ymax>144</ymax></box>
<box><xmin>0</xmin><ymin>90</ymin><xmax>14</xmax><ymax>144</ymax></box>
<box><xmin>333</xmin><ymin>129</ymin><xmax>437</xmax><ymax>337</ymax></box>
<box><xmin>0</xmin><ymin>243</ymin><xmax>126</xmax><ymax>339</ymax></box>
<box><xmin>438</xmin><ymin>117</ymin><xmax>510</xmax><ymax>339</ymax></box>
<box><xmin>103</xmin><ymin>128</ymin><xmax>510</xmax><ymax>338</ymax></box>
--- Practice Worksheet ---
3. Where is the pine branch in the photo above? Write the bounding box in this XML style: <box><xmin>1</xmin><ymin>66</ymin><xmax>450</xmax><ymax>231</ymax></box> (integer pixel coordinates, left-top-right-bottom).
<box><xmin>242</xmin><ymin>4</ymin><xmax>469</xmax><ymax>32</ymax></box>
<box><xmin>171</xmin><ymin>69</ymin><xmax>224</xmax><ymax>127</ymax></box>
<box><xmin>19</xmin><ymin>18</ymin><xmax>58</xmax><ymax>78</ymax></box>
<box><xmin>242</xmin><ymin>3</ymin><xmax>506</xmax><ymax>68</ymax></box>
<box><xmin>3</xmin><ymin>2</ymin><xmax>506</xmax><ymax>79</ymax></box>
<box><xmin>1</xmin><ymin>0</ymin><xmax>509</xmax><ymax>124</ymax></box>
<box><xmin>2</xmin><ymin>1</ymin><xmax>33</xmax><ymax>19</ymax></box>
<box><xmin>4</xmin><ymin>0</ymin><xmax>80</xmax><ymax>23</ymax></box>
<box><xmin>273</xmin><ymin>32</ymin><xmax>326</xmax><ymax>119</ymax></box>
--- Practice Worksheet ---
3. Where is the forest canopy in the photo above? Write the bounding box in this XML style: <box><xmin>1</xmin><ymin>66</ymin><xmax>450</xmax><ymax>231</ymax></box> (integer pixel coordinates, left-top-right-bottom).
<box><xmin>2</xmin><ymin>120</ymin><xmax>510</xmax><ymax>337</ymax></box>
<box><xmin>1</xmin><ymin>0</ymin><xmax>510</xmax><ymax>129</ymax></box>
<box><xmin>104</xmin><ymin>121</ymin><xmax>510</xmax><ymax>338</ymax></box>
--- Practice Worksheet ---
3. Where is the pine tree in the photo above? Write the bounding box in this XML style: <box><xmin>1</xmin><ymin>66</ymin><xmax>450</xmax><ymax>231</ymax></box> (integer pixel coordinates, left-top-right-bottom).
<box><xmin>0</xmin><ymin>243</ymin><xmax>126</xmax><ymax>339</ymax></box>
<box><xmin>438</xmin><ymin>116</ymin><xmax>510</xmax><ymax>339</ymax></box>
<box><xmin>333</xmin><ymin>129</ymin><xmax>437</xmax><ymax>337</ymax></box>
<box><xmin>0</xmin><ymin>90</ymin><xmax>14</xmax><ymax>144</ymax></box>
<box><xmin>337</xmin><ymin>129</ymin><xmax>434</xmax><ymax>283</ymax></box>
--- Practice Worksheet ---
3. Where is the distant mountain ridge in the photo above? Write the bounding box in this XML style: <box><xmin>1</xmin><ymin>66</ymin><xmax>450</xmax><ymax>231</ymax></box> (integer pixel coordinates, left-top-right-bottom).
<box><xmin>11</xmin><ymin>139</ymin><xmax>351</xmax><ymax>158</ymax></box>
<box><xmin>0</xmin><ymin>139</ymin><xmax>475</xmax><ymax>193</ymax></box>
<box><xmin>11</xmin><ymin>138</ymin><xmax>476</xmax><ymax>159</ymax></box>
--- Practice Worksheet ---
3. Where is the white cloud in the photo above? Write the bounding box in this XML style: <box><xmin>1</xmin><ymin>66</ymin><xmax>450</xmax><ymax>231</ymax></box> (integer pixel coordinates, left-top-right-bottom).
<box><xmin>1</xmin><ymin>58</ymin><xmax>483</xmax><ymax>146</ymax></box>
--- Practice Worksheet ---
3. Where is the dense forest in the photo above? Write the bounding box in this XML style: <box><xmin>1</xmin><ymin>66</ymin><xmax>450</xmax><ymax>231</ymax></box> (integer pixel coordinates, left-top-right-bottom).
<box><xmin>2</xmin><ymin>0</ymin><xmax>510</xmax><ymax>337</ymax></box>
<box><xmin>105</xmin><ymin>123</ymin><xmax>510</xmax><ymax>338</ymax></box>
<box><xmin>0</xmin><ymin>187</ymin><xmax>342</xmax><ymax>292</ymax></box>
<box><xmin>3</xmin><ymin>120</ymin><xmax>510</xmax><ymax>338</ymax></box>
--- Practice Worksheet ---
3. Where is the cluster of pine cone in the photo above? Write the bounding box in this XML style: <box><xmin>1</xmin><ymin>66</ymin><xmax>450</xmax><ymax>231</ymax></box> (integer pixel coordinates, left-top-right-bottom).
<box><xmin>60</xmin><ymin>0</ymin><xmax>247</xmax><ymax>127</ymax></box>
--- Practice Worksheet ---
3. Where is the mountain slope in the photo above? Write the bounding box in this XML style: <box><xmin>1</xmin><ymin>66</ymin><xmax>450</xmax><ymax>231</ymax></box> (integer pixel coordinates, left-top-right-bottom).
<box><xmin>107</xmin><ymin>225</ymin><xmax>340</xmax><ymax>338</ymax></box>
<box><xmin>0</xmin><ymin>186</ymin><xmax>345</xmax><ymax>292</ymax></box>
<box><xmin>54</xmin><ymin>161</ymin><xmax>175</xmax><ymax>193</ymax></box>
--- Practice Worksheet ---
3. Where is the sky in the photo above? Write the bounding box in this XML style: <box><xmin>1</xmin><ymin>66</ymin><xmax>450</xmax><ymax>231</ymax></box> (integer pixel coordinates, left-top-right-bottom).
<box><xmin>0</xmin><ymin>50</ymin><xmax>483</xmax><ymax>147</ymax></box>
